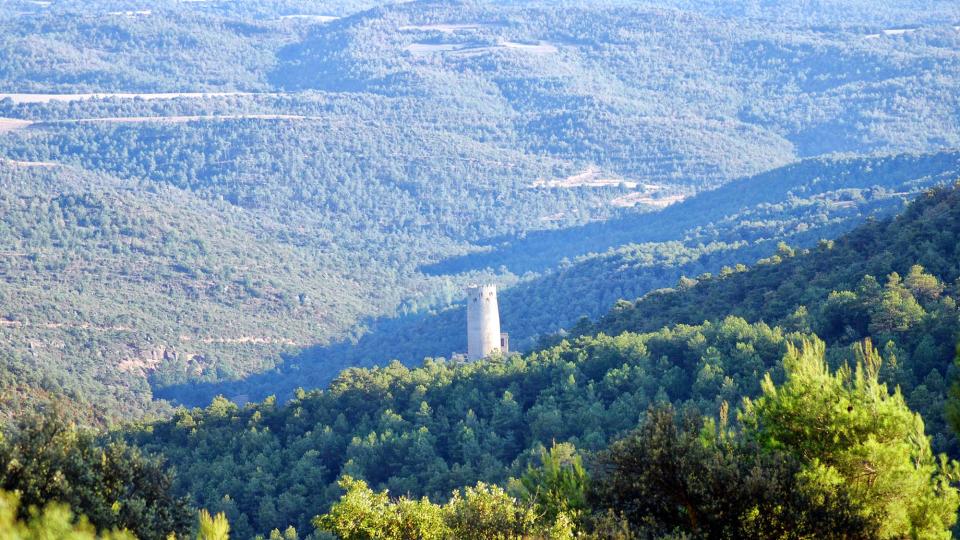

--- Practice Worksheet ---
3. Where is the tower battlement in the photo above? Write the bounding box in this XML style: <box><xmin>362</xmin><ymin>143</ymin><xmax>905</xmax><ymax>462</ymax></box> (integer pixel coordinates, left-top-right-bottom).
<box><xmin>466</xmin><ymin>284</ymin><xmax>503</xmax><ymax>361</ymax></box>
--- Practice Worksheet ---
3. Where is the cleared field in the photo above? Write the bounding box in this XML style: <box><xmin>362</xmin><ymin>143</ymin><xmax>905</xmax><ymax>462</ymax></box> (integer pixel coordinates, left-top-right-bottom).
<box><xmin>532</xmin><ymin>166</ymin><xmax>637</xmax><ymax>189</ymax></box>
<box><xmin>610</xmin><ymin>192</ymin><xmax>688</xmax><ymax>208</ymax></box>
<box><xmin>399</xmin><ymin>23</ymin><xmax>486</xmax><ymax>33</ymax></box>
<box><xmin>406</xmin><ymin>43</ymin><xmax>464</xmax><ymax>55</ymax></box>
<box><xmin>278</xmin><ymin>15</ymin><xmax>339</xmax><ymax>22</ymax></box>
<box><xmin>501</xmin><ymin>41</ymin><xmax>558</xmax><ymax>54</ymax></box>
<box><xmin>0</xmin><ymin>157</ymin><xmax>57</xmax><ymax>167</ymax></box>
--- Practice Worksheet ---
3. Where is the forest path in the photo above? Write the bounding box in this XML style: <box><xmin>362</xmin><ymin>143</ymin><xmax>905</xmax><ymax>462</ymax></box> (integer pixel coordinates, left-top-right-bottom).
<box><xmin>34</xmin><ymin>114</ymin><xmax>320</xmax><ymax>125</ymax></box>
<box><xmin>0</xmin><ymin>118</ymin><xmax>31</xmax><ymax>132</ymax></box>
<box><xmin>0</xmin><ymin>91</ymin><xmax>271</xmax><ymax>103</ymax></box>
<box><xmin>0</xmin><ymin>114</ymin><xmax>323</xmax><ymax>134</ymax></box>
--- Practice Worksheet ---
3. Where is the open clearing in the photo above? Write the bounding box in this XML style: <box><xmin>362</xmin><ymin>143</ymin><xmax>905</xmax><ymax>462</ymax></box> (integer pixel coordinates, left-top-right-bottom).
<box><xmin>42</xmin><ymin>114</ymin><xmax>316</xmax><ymax>125</ymax></box>
<box><xmin>610</xmin><ymin>192</ymin><xmax>688</xmax><ymax>209</ymax></box>
<box><xmin>532</xmin><ymin>166</ymin><xmax>637</xmax><ymax>189</ymax></box>
<box><xmin>399</xmin><ymin>23</ymin><xmax>486</xmax><ymax>33</ymax></box>
<box><xmin>0</xmin><ymin>114</ymin><xmax>318</xmax><ymax>133</ymax></box>
<box><xmin>107</xmin><ymin>10</ymin><xmax>152</xmax><ymax>16</ymax></box>
<box><xmin>0</xmin><ymin>157</ymin><xmax>58</xmax><ymax>167</ymax></box>
<box><xmin>865</xmin><ymin>26</ymin><xmax>923</xmax><ymax>39</ymax></box>
<box><xmin>501</xmin><ymin>41</ymin><xmax>559</xmax><ymax>54</ymax></box>
<box><xmin>278</xmin><ymin>15</ymin><xmax>339</xmax><ymax>23</ymax></box>
<box><xmin>406</xmin><ymin>43</ymin><xmax>464</xmax><ymax>55</ymax></box>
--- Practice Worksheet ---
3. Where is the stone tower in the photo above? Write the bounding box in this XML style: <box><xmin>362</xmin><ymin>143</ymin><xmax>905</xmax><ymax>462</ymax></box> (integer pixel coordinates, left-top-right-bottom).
<box><xmin>467</xmin><ymin>284</ymin><xmax>502</xmax><ymax>361</ymax></box>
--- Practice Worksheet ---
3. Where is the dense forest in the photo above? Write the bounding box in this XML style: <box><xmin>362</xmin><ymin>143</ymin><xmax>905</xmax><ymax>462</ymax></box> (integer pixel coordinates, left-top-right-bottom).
<box><xmin>0</xmin><ymin>0</ymin><xmax>960</xmax><ymax>423</ymax></box>
<box><xmin>160</xmin><ymin>151</ymin><xmax>960</xmax><ymax>407</ymax></box>
<box><xmin>124</xmin><ymin>184</ymin><xmax>960</xmax><ymax>537</ymax></box>
<box><xmin>2</xmin><ymin>144</ymin><xmax>955</xmax><ymax>420</ymax></box>
<box><xmin>1</xmin><ymin>1</ymin><xmax>960</xmax><ymax>537</ymax></box>
<box><xmin>1</xmin><ymin>0</ymin><xmax>959</xmax><ymax>421</ymax></box>
<box><xmin>5</xmin><ymin>334</ymin><xmax>959</xmax><ymax>537</ymax></box>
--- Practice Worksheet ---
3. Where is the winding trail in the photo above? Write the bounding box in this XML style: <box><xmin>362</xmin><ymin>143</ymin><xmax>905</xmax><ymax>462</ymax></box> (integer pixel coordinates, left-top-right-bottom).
<box><xmin>0</xmin><ymin>91</ymin><xmax>267</xmax><ymax>104</ymax></box>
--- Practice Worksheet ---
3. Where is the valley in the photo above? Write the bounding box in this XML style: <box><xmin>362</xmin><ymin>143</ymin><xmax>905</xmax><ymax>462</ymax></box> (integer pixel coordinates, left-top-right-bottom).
<box><xmin>0</xmin><ymin>0</ymin><xmax>957</xmax><ymax>421</ymax></box>
<box><xmin>0</xmin><ymin>0</ymin><xmax>959</xmax><ymax>538</ymax></box>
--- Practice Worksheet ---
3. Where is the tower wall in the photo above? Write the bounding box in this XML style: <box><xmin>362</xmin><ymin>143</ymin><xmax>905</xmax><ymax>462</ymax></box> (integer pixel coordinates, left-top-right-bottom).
<box><xmin>467</xmin><ymin>284</ymin><xmax>501</xmax><ymax>361</ymax></box>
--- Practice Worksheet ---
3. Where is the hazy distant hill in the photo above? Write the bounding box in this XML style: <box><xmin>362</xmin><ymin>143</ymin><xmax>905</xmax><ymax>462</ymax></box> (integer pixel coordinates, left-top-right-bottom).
<box><xmin>0</xmin><ymin>0</ymin><xmax>958</xmax><ymax>420</ymax></box>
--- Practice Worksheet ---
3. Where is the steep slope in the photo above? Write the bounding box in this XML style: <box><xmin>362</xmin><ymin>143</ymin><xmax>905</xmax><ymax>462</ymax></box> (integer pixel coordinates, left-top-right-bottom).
<box><xmin>161</xmin><ymin>151</ymin><xmax>960</xmax><ymax>407</ymax></box>
<box><xmin>1</xmin><ymin>0</ymin><xmax>958</xmax><ymax>418</ymax></box>
<box><xmin>0</xmin><ymin>161</ymin><xmax>376</xmax><ymax>423</ymax></box>
<box><xmin>131</xmin><ymin>183</ymin><xmax>960</xmax><ymax>538</ymax></box>
<box><xmin>565</xmin><ymin>181</ymin><xmax>960</xmax><ymax>447</ymax></box>
<box><xmin>584</xmin><ymin>184</ymin><xmax>960</xmax><ymax>340</ymax></box>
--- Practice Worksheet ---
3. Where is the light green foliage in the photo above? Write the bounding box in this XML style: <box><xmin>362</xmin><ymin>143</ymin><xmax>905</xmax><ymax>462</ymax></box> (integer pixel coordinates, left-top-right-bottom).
<box><xmin>869</xmin><ymin>272</ymin><xmax>926</xmax><ymax>334</ymax></box>
<box><xmin>314</xmin><ymin>476</ymin><xmax>569</xmax><ymax>540</ymax></box>
<box><xmin>0</xmin><ymin>490</ymin><xmax>135</xmax><ymax>540</ymax></box>
<box><xmin>444</xmin><ymin>483</ymin><xmax>543</xmax><ymax>540</ymax></box>
<box><xmin>197</xmin><ymin>510</ymin><xmax>230</xmax><ymax>540</ymax></box>
<box><xmin>509</xmin><ymin>442</ymin><xmax>587</xmax><ymax>526</ymax></box>
<box><xmin>266</xmin><ymin>527</ymin><xmax>298</xmax><ymax>540</ymax></box>
<box><xmin>742</xmin><ymin>338</ymin><xmax>960</xmax><ymax>538</ymax></box>
<box><xmin>314</xmin><ymin>476</ymin><xmax>448</xmax><ymax>540</ymax></box>
<box><xmin>905</xmin><ymin>265</ymin><xmax>945</xmax><ymax>303</ymax></box>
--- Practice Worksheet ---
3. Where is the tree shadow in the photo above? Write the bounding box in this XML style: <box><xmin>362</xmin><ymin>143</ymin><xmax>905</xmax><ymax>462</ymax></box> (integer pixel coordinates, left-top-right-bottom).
<box><xmin>420</xmin><ymin>152</ymin><xmax>960</xmax><ymax>276</ymax></box>
<box><xmin>152</xmin><ymin>152</ymin><xmax>960</xmax><ymax>408</ymax></box>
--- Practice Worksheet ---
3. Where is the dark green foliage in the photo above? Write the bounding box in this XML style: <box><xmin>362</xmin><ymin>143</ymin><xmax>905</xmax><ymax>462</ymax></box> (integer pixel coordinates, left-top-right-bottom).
<box><xmin>309</xmin><ymin>337</ymin><xmax>960</xmax><ymax>538</ymax></box>
<box><xmin>590</xmin><ymin>406</ymin><xmax>879</xmax><ymax>539</ymax></box>
<box><xmin>0</xmin><ymin>410</ymin><xmax>193</xmax><ymax>540</ymax></box>
<box><xmin>131</xmin><ymin>317</ymin><xmax>796</xmax><ymax>536</ymax></box>
<box><xmin>509</xmin><ymin>442</ymin><xmax>588</xmax><ymax>526</ymax></box>
<box><xmin>121</xmin><ymin>151</ymin><xmax>960</xmax><ymax>410</ymax></box>
<box><xmin>1</xmin><ymin>0</ymin><xmax>959</xmax><ymax>422</ymax></box>
<box><xmin>575</xmin><ymin>184</ymin><xmax>960</xmax><ymax>452</ymax></box>
<box><xmin>131</xmin><ymin>184</ymin><xmax>960</xmax><ymax>536</ymax></box>
<box><xmin>588</xmin><ymin>185</ymin><xmax>960</xmax><ymax>340</ymax></box>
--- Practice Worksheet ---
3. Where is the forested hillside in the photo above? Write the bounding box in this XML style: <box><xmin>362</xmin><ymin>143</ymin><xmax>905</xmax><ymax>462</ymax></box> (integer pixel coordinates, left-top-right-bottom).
<box><xmin>1</xmin><ymin>1</ymin><xmax>959</xmax><ymax>537</ymax></box>
<box><xmin>0</xmin><ymin>0</ymin><xmax>958</xmax><ymax>422</ymax></box>
<box><xmin>161</xmin><ymin>151</ymin><xmax>960</xmax><ymax>407</ymax></box>
<box><xmin>131</xmin><ymin>184</ymin><xmax>960</xmax><ymax>537</ymax></box>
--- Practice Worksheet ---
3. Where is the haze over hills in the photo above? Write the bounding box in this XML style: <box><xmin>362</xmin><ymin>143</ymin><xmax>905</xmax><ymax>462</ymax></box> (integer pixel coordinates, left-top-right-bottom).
<box><xmin>0</xmin><ymin>0</ymin><xmax>959</xmax><ymax>421</ymax></box>
<box><xmin>1</xmin><ymin>1</ymin><xmax>960</xmax><ymax>538</ymax></box>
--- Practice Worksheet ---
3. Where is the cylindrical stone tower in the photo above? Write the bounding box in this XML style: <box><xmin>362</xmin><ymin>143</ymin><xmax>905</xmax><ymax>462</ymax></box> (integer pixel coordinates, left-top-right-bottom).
<box><xmin>467</xmin><ymin>284</ymin><xmax>502</xmax><ymax>361</ymax></box>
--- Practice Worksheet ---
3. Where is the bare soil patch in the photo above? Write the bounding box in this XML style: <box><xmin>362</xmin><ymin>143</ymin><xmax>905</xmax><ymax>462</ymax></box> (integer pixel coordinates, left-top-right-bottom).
<box><xmin>532</xmin><ymin>166</ymin><xmax>637</xmax><ymax>189</ymax></box>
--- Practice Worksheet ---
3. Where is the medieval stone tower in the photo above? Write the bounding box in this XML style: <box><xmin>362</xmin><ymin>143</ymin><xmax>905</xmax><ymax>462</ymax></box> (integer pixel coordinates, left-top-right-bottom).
<box><xmin>466</xmin><ymin>284</ymin><xmax>507</xmax><ymax>361</ymax></box>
